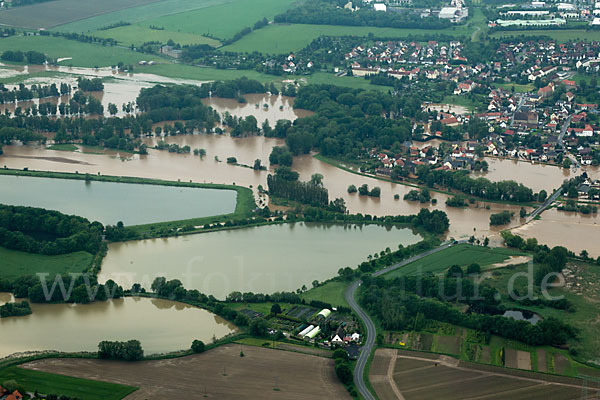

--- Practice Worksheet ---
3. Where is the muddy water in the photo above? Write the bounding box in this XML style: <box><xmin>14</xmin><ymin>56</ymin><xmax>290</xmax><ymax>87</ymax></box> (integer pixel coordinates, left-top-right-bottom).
<box><xmin>512</xmin><ymin>208</ymin><xmax>600</xmax><ymax>258</ymax></box>
<box><xmin>202</xmin><ymin>94</ymin><xmax>313</xmax><ymax>125</ymax></box>
<box><xmin>476</xmin><ymin>157</ymin><xmax>574</xmax><ymax>193</ymax></box>
<box><xmin>1</xmin><ymin>141</ymin><xmax>527</xmax><ymax>241</ymax></box>
<box><xmin>0</xmin><ymin>174</ymin><xmax>236</xmax><ymax>226</ymax></box>
<box><xmin>292</xmin><ymin>154</ymin><xmax>526</xmax><ymax>241</ymax></box>
<box><xmin>99</xmin><ymin>222</ymin><xmax>421</xmax><ymax>299</ymax></box>
<box><xmin>0</xmin><ymin>296</ymin><xmax>235</xmax><ymax>359</ymax></box>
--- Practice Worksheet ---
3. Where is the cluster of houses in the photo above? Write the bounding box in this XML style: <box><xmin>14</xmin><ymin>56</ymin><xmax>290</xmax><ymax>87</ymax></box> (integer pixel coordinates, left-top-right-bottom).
<box><xmin>0</xmin><ymin>386</ymin><xmax>22</xmax><ymax>400</ymax></box>
<box><xmin>294</xmin><ymin>308</ymin><xmax>361</xmax><ymax>358</ymax></box>
<box><xmin>348</xmin><ymin>40</ymin><xmax>484</xmax><ymax>86</ymax></box>
<box><xmin>577</xmin><ymin>177</ymin><xmax>600</xmax><ymax>200</ymax></box>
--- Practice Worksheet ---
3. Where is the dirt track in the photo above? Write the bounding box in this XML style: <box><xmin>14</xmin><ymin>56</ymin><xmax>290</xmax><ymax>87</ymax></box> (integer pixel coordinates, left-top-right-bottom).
<box><xmin>21</xmin><ymin>344</ymin><xmax>350</xmax><ymax>399</ymax></box>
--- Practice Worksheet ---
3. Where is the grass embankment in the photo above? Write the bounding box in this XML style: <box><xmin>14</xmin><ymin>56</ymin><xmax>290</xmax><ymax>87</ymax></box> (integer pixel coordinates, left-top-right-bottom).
<box><xmin>0</xmin><ymin>168</ymin><xmax>256</xmax><ymax>238</ymax></box>
<box><xmin>383</xmin><ymin>244</ymin><xmax>526</xmax><ymax>279</ymax></box>
<box><xmin>0</xmin><ymin>247</ymin><xmax>94</xmax><ymax>280</ymax></box>
<box><xmin>0</xmin><ymin>367</ymin><xmax>137</xmax><ymax>400</ymax></box>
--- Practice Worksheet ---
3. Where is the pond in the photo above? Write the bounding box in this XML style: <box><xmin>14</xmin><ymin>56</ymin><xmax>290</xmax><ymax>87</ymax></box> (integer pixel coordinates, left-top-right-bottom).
<box><xmin>0</xmin><ymin>295</ymin><xmax>235</xmax><ymax>359</ymax></box>
<box><xmin>0</xmin><ymin>174</ymin><xmax>237</xmax><ymax>226</ymax></box>
<box><xmin>503</xmin><ymin>310</ymin><xmax>542</xmax><ymax>325</ymax></box>
<box><xmin>99</xmin><ymin>222</ymin><xmax>422</xmax><ymax>299</ymax></box>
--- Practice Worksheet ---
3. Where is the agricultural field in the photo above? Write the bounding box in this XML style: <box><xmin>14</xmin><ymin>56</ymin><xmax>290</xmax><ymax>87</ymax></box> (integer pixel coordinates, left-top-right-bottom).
<box><xmin>490</xmin><ymin>29</ymin><xmax>600</xmax><ymax>43</ymax></box>
<box><xmin>94</xmin><ymin>25</ymin><xmax>221</xmax><ymax>47</ymax></box>
<box><xmin>142</xmin><ymin>0</ymin><xmax>298</xmax><ymax>40</ymax></box>
<box><xmin>221</xmin><ymin>23</ymin><xmax>474</xmax><ymax>54</ymax></box>
<box><xmin>300</xmin><ymin>280</ymin><xmax>349</xmax><ymax>308</ymax></box>
<box><xmin>485</xmin><ymin>260</ymin><xmax>600</xmax><ymax>363</ymax></box>
<box><xmin>0</xmin><ymin>36</ymin><xmax>160</xmax><ymax>68</ymax></box>
<box><xmin>53</xmin><ymin>0</ymin><xmax>236</xmax><ymax>33</ymax></box>
<box><xmin>0</xmin><ymin>367</ymin><xmax>137</xmax><ymax>400</ymax></box>
<box><xmin>383</xmin><ymin>244</ymin><xmax>527</xmax><ymax>279</ymax></box>
<box><xmin>370</xmin><ymin>348</ymin><xmax>595</xmax><ymax>400</ymax></box>
<box><xmin>0</xmin><ymin>0</ymin><xmax>159</xmax><ymax>29</ymax></box>
<box><xmin>20</xmin><ymin>344</ymin><xmax>350</xmax><ymax>399</ymax></box>
<box><xmin>0</xmin><ymin>247</ymin><xmax>93</xmax><ymax>280</ymax></box>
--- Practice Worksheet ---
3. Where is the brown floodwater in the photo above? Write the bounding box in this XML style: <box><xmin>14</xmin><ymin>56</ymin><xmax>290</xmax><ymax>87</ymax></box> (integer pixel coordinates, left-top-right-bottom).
<box><xmin>512</xmin><ymin>208</ymin><xmax>600</xmax><ymax>258</ymax></box>
<box><xmin>292</xmin><ymin>154</ymin><xmax>526</xmax><ymax>242</ymax></box>
<box><xmin>0</xmin><ymin>295</ymin><xmax>235</xmax><ymax>359</ymax></box>
<box><xmin>476</xmin><ymin>157</ymin><xmax>575</xmax><ymax>193</ymax></box>
<box><xmin>202</xmin><ymin>93</ymin><xmax>313</xmax><ymax>125</ymax></box>
<box><xmin>0</xmin><ymin>141</ymin><xmax>530</xmax><ymax>241</ymax></box>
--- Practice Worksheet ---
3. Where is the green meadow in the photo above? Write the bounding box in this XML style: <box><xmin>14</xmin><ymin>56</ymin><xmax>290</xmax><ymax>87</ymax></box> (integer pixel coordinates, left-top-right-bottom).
<box><xmin>0</xmin><ymin>247</ymin><xmax>94</xmax><ymax>280</ymax></box>
<box><xmin>0</xmin><ymin>36</ymin><xmax>159</xmax><ymax>67</ymax></box>
<box><xmin>143</xmin><ymin>0</ymin><xmax>298</xmax><ymax>40</ymax></box>
<box><xmin>95</xmin><ymin>25</ymin><xmax>222</xmax><ymax>47</ymax></box>
<box><xmin>222</xmin><ymin>23</ymin><xmax>472</xmax><ymax>54</ymax></box>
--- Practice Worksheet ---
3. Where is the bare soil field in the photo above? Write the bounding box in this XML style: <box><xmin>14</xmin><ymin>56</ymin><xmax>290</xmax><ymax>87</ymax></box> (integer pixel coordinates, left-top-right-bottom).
<box><xmin>505</xmin><ymin>348</ymin><xmax>532</xmax><ymax>370</ymax></box>
<box><xmin>536</xmin><ymin>349</ymin><xmax>547</xmax><ymax>372</ymax></box>
<box><xmin>21</xmin><ymin>344</ymin><xmax>350</xmax><ymax>399</ymax></box>
<box><xmin>370</xmin><ymin>349</ymin><xmax>595</xmax><ymax>400</ymax></box>
<box><xmin>0</xmin><ymin>0</ymin><xmax>159</xmax><ymax>28</ymax></box>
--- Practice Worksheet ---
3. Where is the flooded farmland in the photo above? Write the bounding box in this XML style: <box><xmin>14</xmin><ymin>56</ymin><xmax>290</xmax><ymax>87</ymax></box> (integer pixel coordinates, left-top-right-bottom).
<box><xmin>0</xmin><ymin>295</ymin><xmax>235</xmax><ymax>359</ymax></box>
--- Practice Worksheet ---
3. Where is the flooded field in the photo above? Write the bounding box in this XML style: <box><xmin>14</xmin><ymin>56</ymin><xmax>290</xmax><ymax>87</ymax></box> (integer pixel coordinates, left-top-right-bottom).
<box><xmin>512</xmin><ymin>208</ymin><xmax>600</xmax><ymax>258</ymax></box>
<box><xmin>99</xmin><ymin>222</ymin><xmax>422</xmax><ymax>299</ymax></box>
<box><xmin>0</xmin><ymin>174</ymin><xmax>236</xmax><ymax>226</ymax></box>
<box><xmin>0</xmin><ymin>295</ymin><xmax>235</xmax><ymax>359</ymax></box>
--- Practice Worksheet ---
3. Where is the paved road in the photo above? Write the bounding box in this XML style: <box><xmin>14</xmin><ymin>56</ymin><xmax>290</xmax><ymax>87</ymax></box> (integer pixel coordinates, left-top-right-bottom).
<box><xmin>557</xmin><ymin>115</ymin><xmax>572</xmax><ymax>150</ymax></box>
<box><xmin>344</xmin><ymin>241</ymin><xmax>463</xmax><ymax>400</ymax></box>
<box><xmin>527</xmin><ymin>186</ymin><xmax>561</xmax><ymax>221</ymax></box>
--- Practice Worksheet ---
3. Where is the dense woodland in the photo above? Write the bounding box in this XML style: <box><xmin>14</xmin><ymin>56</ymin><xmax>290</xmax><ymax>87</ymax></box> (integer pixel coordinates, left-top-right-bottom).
<box><xmin>0</xmin><ymin>204</ymin><xmax>103</xmax><ymax>255</ymax></box>
<box><xmin>275</xmin><ymin>0</ymin><xmax>453</xmax><ymax>30</ymax></box>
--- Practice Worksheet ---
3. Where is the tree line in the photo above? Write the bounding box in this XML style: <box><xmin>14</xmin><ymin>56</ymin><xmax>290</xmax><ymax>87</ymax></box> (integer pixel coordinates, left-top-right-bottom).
<box><xmin>274</xmin><ymin>0</ymin><xmax>453</xmax><ymax>30</ymax></box>
<box><xmin>0</xmin><ymin>204</ymin><xmax>103</xmax><ymax>255</ymax></box>
<box><xmin>414</xmin><ymin>165</ymin><xmax>535</xmax><ymax>203</ymax></box>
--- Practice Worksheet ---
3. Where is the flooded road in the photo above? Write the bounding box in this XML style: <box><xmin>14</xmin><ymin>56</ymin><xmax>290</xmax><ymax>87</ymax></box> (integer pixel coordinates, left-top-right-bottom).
<box><xmin>0</xmin><ymin>295</ymin><xmax>235</xmax><ymax>359</ymax></box>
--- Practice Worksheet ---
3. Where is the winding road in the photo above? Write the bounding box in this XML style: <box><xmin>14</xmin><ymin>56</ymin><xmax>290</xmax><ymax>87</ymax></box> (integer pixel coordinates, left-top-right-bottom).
<box><xmin>344</xmin><ymin>241</ymin><xmax>464</xmax><ymax>400</ymax></box>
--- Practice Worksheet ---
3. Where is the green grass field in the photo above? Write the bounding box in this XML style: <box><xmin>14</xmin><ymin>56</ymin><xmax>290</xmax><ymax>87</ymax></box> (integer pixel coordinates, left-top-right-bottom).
<box><xmin>0</xmin><ymin>247</ymin><xmax>94</xmax><ymax>280</ymax></box>
<box><xmin>485</xmin><ymin>260</ymin><xmax>600</xmax><ymax>362</ymax></box>
<box><xmin>0</xmin><ymin>367</ymin><xmax>137</xmax><ymax>400</ymax></box>
<box><xmin>143</xmin><ymin>0</ymin><xmax>297</xmax><ymax>40</ymax></box>
<box><xmin>0</xmin><ymin>36</ymin><xmax>159</xmax><ymax>68</ymax></box>
<box><xmin>490</xmin><ymin>29</ymin><xmax>600</xmax><ymax>42</ymax></box>
<box><xmin>54</xmin><ymin>0</ymin><xmax>235</xmax><ymax>33</ymax></box>
<box><xmin>383</xmin><ymin>244</ymin><xmax>525</xmax><ymax>279</ymax></box>
<box><xmin>300</xmin><ymin>280</ymin><xmax>349</xmax><ymax>308</ymax></box>
<box><xmin>494</xmin><ymin>82</ymin><xmax>535</xmax><ymax>93</ymax></box>
<box><xmin>95</xmin><ymin>25</ymin><xmax>221</xmax><ymax>47</ymax></box>
<box><xmin>221</xmin><ymin>23</ymin><xmax>472</xmax><ymax>54</ymax></box>
<box><xmin>142</xmin><ymin>63</ymin><xmax>276</xmax><ymax>81</ymax></box>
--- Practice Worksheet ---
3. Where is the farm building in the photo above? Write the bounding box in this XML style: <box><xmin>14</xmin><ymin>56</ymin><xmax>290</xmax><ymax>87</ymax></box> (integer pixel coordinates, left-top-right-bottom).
<box><xmin>305</xmin><ymin>326</ymin><xmax>321</xmax><ymax>340</ymax></box>
<box><xmin>317</xmin><ymin>309</ymin><xmax>331</xmax><ymax>319</ymax></box>
<box><xmin>298</xmin><ymin>325</ymin><xmax>315</xmax><ymax>337</ymax></box>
